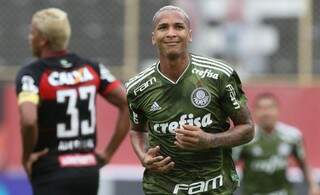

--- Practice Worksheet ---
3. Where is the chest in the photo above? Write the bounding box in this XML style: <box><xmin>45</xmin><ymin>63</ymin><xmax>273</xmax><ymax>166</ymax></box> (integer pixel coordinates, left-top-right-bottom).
<box><xmin>138</xmin><ymin>78</ymin><xmax>221</xmax><ymax>121</ymax></box>
<box><xmin>246</xmin><ymin>137</ymin><xmax>293</xmax><ymax>159</ymax></box>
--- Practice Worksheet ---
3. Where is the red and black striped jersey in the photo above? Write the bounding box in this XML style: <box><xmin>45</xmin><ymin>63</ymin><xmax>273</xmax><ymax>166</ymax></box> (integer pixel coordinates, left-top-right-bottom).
<box><xmin>16</xmin><ymin>53</ymin><xmax>121</xmax><ymax>176</ymax></box>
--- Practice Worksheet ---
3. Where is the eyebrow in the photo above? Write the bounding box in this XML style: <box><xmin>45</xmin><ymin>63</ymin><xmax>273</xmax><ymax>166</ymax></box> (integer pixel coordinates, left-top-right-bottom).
<box><xmin>157</xmin><ymin>22</ymin><xmax>186</xmax><ymax>26</ymax></box>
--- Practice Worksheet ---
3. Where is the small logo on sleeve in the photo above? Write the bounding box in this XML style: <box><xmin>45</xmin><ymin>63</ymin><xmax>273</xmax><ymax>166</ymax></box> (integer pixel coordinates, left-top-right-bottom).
<box><xmin>226</xmin><ymin>84</ymin><xmax>240</xmax><ymax>109</ymax></box>
<box><xmin>21</xmin><ymin>75</ymin><xmax>39</xmax><ymax>93</ymax></box>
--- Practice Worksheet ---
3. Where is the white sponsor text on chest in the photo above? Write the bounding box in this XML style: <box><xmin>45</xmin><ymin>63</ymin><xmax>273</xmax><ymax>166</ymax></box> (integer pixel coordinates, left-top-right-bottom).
<box><xmin>48</xmin><ymin>67</ymin><xmax>94</xmax><ymax>86</ymax></box>
<box><xmin>192</xmin><ymin>68</ymin><xmax>219</xmax><ymax>79</ymax></box>
<box><xmin>153</xmin><ymin>113</ymin><xmax>213</xmax><ymax>134</ymax></box>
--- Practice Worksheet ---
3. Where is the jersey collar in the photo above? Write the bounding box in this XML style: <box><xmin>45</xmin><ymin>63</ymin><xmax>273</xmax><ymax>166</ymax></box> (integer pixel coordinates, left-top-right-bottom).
<box><xmin>42</xmin><ymin>50</ymin><xmax>68</xmax><ymax>59</ymax></box>
<box><xmin>156</xmin><ymin>55</ymin><xmax>191</xmax><ymax>84</ymax></box>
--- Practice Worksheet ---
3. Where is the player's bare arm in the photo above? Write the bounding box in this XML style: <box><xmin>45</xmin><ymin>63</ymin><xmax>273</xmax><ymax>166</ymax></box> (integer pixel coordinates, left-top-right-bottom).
<box><xmin>298</xmin><ymin>160</ymin><xmax>320</xmax><ymax>195</ymax></box>
<box><xmin>215</xmin><ymin>105</ymin><xmax>254</xmax><ymax>147</ymax></box>
<box><xmin>175</xmin><ymin>105</ymin><xmax>254</xmax><ymax>150</ymax></box>
<box><xmin>19</xmin><ymin>102</ymin><xmax>48</xmax><ymax>177</ymax></box>
<box><xmin>100</xmin><ymin>86</ymin><xmax>130</xmax><ymax>164</ymax></box>
<box><xmin>130</xmin><ymin>123</ymin><xmax>174</xmax><ymax>173</ymax></box>
<box><xmin>294</xmin><ymin>148</ymin><xmax>320</xmax><ymax>195</ymax></box>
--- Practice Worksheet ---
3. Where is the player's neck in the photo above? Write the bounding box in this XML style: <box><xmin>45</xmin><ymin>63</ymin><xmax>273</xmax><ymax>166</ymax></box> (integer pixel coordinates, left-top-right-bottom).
<box><xmin>261</xmin><ymin>125</ymin><xmax>275</xmax><ymax>134</ymax></box>
<box><xmin>158</xmin><ymin>52</ymin><xmax>189</xmax><ymax>82</ymax></box>
<box><xmin>40</xmin><ymin>48</ymin><xmax>67</xmax><ymax>59</ymax></box>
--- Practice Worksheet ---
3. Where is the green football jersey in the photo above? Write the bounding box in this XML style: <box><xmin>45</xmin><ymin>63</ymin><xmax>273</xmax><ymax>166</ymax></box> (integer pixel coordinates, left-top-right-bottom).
<box><xmin>126</xmin><ymin>53</ymin><xmax>248</xmax><ymax>195</ymax></box>
<box><xmin>233</xmin><ymin>122</ymin><xmax>305</xmax><ymax>195</ymax></box>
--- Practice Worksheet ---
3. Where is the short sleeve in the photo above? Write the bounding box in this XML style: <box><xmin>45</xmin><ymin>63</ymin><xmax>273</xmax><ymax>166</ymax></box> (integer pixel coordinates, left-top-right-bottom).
<box><xmin>98</xmin><ymin>63</ymin><xmax>121</xmax><ymax>96</ymax></box>
<box><xmin>15</xmin><ymin>67</ymin><xmax>40</xmax><ymax>105</ymax></box>
<box><xmin>292</xmin><ymin>134</ymin><xmax>306</xmax><ymax>160</ymax></box>
<box><xmin>126</xmin><ymin>86</ymin><xmax>147</xmax><ymax>130</ymax></box>
<box><xmin>220</xmin><ymin>71</ymin><xmax>247</xmax><ymax>116</ymax></box>
<box><xmin>128</xmin><ymin>103</ymin><xmax>146</xmax><ymax>126</ymax></box>
<box><xmin>276</xmin><ymin>122</ymin><xmax>306</xmax><ymax>160</ymax></box>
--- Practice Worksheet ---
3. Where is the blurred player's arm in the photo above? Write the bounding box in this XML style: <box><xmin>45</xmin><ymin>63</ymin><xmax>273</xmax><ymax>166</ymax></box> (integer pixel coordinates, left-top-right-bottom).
<box><xmin>101</xmin><ymin>86</ymin><xmax>130</xmax><ymax>163</ymax></box>
<box><xmin>19</xmin><ymin>102</ymin><xmax>38</xmax><ymax>165</ymax></box>
<box><xmin>293</xmin><ymin>140</ymin><xmax>320</xmax><ymax>195</ymax></box>
<box><xmin>130</xmin><ymin>124</ymin><xmax>174</xmax><ymax>173</ymax></box>
<box><xmin>18</xmin><ymin>100</ymin><xmax>48</xmax><ymax>177</ymax></box>
<box><xmin>298</xmin><ymin>160</ymin><xmax>320</xmax><ymax>195</ymax></box>
<box><xmin>16</xmin><ymin>73</ymin><xmax>48</xmax><ymax>177</ymax></box>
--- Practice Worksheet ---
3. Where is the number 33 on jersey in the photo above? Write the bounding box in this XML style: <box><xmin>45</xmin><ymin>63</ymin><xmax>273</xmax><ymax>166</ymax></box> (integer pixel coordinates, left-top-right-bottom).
<box><xmin>16</xmin><ymin>54</ymin><xmax>121</xmax><ymax>155</ymax></box>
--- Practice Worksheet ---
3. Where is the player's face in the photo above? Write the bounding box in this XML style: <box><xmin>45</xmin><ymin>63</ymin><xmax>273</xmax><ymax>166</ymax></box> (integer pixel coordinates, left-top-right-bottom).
<box><xmin>254</xmin><ymin>98</ymin><xmax>279</xmax><ymax>130</ymax></box>
<box><xmin>152</xmin><ymin>10</ymin><xmax>192</xmax><ymax>59</ymax></box>
<box><xmin>28</xmin><ymin>24</ymin><xmax>46</xmax><ymax>57</ymax></box>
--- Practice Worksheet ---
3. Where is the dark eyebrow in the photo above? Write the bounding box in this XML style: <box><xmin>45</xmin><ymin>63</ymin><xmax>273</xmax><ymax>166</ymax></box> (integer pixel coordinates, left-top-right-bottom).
<box><xmin>175</xmin><ymin>22</ymin><xmax>185</xmax><ymax>26</ymax></box>
<box><xmin>157</xmin><ymin>22</ymin><xmax>186</xmax><ymax>27</ymax></box>
<box><xmin>157</xmin><ymin>23</ymin><xmax>168</xmax><ymax>27</ymax></box>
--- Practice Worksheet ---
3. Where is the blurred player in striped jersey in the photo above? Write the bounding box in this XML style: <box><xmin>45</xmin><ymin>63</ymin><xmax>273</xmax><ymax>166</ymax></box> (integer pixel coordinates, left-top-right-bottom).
<box><xmin>15</xmin><ymin>8</ymin><xmax>129</xmax><ymax>195</ymax></box>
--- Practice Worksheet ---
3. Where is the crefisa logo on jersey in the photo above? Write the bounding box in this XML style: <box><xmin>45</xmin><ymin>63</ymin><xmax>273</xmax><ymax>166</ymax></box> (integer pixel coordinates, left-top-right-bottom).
<box><xmin>191</xmin><ymin>88</ymin><xmax>211</xmax><ymax>108</ymax></box>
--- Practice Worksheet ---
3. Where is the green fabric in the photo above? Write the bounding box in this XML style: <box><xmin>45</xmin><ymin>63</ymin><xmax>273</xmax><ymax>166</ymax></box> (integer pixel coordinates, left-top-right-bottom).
<box><xmin>233</xmin><ymin>122</ymin><xmax>305</xmax><ymax>195</ymax></box>
<box><xmin>126</xmin><ymin>53</ymin><xmax>247</xmax><ymax>194</ymax></box>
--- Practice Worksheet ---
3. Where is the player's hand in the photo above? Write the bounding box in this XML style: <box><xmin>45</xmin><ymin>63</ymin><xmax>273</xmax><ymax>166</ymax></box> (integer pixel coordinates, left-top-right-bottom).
<box><xmin>309</xmin><ymin>183</ymin><xmax>320</xmax><ymax>195</ymax></box>
<box><xmin>23</xmin><ymin>148</ymin><xmax>49</xmax><ymax>178</ymax></box>
<box><xmin>142</xmin><ymin>146</ymin><xmax>174</xmax><ymax>173</ymax></box>
<box><xmin>174</xmin><ymin>125</ymin><xmax>212</xmax><ymax>150</ymax></box>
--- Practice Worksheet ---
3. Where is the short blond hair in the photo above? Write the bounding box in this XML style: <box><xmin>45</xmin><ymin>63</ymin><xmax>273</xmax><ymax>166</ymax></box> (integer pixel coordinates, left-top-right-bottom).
<box><xmin>32</xmin><ymin>8</ymin><xmax>71</xmax><ymax>50</ymax></box>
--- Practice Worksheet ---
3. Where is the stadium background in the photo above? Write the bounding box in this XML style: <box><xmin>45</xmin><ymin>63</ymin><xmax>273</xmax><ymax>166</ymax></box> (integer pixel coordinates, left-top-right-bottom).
<box><xmin>0</xmin><ymin>0</ymin><xmax>319</xmax><ymax>194</ymax></box>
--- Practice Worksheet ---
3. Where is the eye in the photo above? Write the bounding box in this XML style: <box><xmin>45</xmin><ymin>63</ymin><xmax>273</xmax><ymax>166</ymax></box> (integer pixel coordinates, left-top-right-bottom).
<box><xmin>157</xmin><ymin>25</ymin><xmax>167</xmax><ymax>30</ymax></box>
<box><xmin>175</xmin><ymin>25</ymin><xmax>185</xmax><ymax>30</ymax></box>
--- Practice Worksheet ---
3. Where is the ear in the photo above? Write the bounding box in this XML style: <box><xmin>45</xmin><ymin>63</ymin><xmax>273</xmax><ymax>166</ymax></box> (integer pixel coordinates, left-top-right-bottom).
<box><xmin>188</xmin><ymin>29</ymin><xmax>193</xmax><ymax>43</ymax></box>
<box><xmin>39</xmin><ymin>36</ymin><xmax>48</xmax><ymax>47</ymax></box>
<box><xmin>151</xmin><ymin>31</ymin><xmax>156</xmax><ymax>45</ymax></box>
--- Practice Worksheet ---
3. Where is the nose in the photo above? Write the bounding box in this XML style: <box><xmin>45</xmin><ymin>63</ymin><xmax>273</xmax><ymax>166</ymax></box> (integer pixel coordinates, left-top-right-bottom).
<box><xmin>166</xmin><ymin>26</ymin><xmax>177</xmax><ymax>38</ymax></box>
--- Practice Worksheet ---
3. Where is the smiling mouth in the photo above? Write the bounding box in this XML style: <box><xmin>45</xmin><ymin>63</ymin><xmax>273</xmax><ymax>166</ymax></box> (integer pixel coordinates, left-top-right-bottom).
<box><xmin>164</xmin><ymin>42</ymin><xmax>180</xmax><ymax>46</ymax></box>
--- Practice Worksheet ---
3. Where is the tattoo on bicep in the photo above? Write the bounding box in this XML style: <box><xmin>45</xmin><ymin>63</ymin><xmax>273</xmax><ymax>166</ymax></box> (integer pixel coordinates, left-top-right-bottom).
<box><xmin>230</xmin><ymin>105</ymin><xmax>252</xmax><ymax>125</ymax></box>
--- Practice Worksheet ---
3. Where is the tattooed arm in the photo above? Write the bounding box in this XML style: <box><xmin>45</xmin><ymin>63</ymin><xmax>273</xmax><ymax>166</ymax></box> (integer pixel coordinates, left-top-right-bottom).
<box><xmin>210</xmin><ymin>105</ymin><xmax>254</xmax><ymax>148</ymax></box>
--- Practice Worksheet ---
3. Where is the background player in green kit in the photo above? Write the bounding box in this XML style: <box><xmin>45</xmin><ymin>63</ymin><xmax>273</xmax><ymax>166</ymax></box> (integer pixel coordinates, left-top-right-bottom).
<box><xmin>233</xmin><ymin>93</ymin><xmax>320</xmax><ymax>195</ymax></box>
<box><xmin>126</xmin><ymin>5</ymin><xmax>254</xmax><ymax>195</ymax></box>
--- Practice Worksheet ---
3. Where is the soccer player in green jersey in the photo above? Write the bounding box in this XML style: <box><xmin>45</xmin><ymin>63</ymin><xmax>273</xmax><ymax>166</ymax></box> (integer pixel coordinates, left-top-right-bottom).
<box><xmin>233</xmin><ymin>93</ymin><xmax>320</xmax><ymax>195</ymax></box>
<box><xmin>126</xmin><ymin>5</ymin><xmax>254</xmax><ymax>195</ymax></box>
